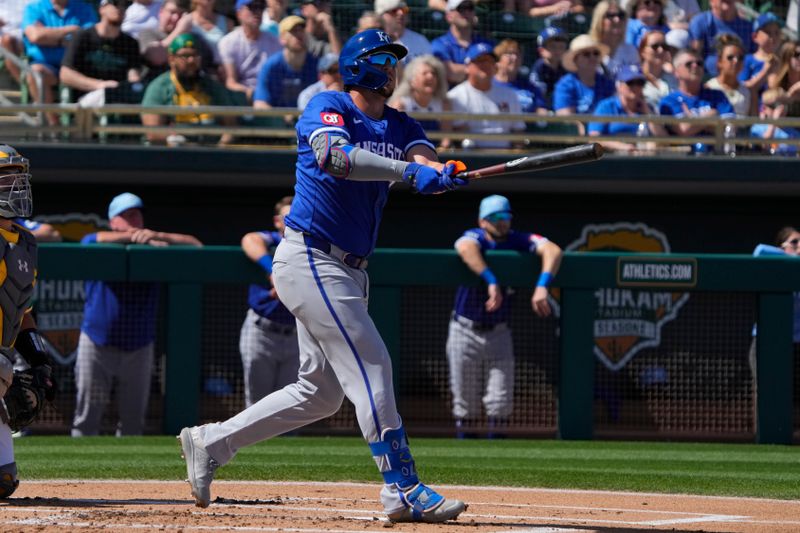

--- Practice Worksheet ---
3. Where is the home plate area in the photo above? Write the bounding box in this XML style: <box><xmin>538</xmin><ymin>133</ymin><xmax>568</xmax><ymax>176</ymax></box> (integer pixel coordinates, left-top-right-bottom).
<box><xmin>1</xmin><ymin>481</ymin><xmax>799</xmax><ymax>532</ymax></box>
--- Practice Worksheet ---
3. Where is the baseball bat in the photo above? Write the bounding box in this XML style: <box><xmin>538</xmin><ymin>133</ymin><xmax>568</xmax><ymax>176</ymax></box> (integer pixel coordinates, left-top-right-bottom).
<box><xmin>455</xmin><ymin>143</ymin><xmax>604</xmax><ymax>181</ymax></box>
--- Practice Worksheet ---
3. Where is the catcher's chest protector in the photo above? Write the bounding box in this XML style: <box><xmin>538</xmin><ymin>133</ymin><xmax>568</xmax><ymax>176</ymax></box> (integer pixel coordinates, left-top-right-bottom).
<box><xmin>0</xmin><ymin>226</ymin><xmax>36</xmax><ymax>349</ymax></box>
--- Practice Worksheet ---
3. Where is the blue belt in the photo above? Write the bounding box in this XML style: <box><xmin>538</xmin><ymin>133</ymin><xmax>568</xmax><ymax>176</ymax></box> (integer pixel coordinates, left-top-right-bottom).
<box><xmin>302</xmin><ymin>233</ymin><xmax>368</xmax><ymax>269</ymax></box>
<box><xmin>255</xmin><ymin>317</ymin><xmax>295</xmax><ymax>335</ymax></box>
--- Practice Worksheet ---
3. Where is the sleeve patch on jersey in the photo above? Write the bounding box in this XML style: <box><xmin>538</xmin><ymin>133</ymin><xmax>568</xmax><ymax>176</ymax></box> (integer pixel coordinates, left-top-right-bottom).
<box><xmin>320</xmin><ymin>112</ymin><xmax>344</xmax><ymax>126</ymax></box>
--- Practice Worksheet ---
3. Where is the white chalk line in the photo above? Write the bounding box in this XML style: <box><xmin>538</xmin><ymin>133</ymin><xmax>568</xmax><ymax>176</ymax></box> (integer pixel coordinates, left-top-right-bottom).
<box><xmin>0</xmin><ymin>501</ymin><xmax>779</xmax><ymax>529</ymax></box>
<box><xmin>7</xmin><ymin>481</ymin><xmax>800</xmax><ymax>530</ymax></box>
<box><xmin>23</xmin><ymin>479</ymin><xmax>800</xmax><ymax>505</ymax></box>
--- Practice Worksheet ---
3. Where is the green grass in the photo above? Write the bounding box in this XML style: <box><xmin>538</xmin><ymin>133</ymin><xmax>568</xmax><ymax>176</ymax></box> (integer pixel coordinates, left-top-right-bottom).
<box><xmin>14</xmin><ymin>436</ymin><xmax>800</xmax><ymax>500</ymax></box>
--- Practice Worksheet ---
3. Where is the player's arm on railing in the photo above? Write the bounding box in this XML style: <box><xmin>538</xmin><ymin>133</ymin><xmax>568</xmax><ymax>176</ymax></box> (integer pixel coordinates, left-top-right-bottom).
<box><xmin>455</xmin><ymin>236</ymin><xmax>502</xmax><ymax>312</ymax></box>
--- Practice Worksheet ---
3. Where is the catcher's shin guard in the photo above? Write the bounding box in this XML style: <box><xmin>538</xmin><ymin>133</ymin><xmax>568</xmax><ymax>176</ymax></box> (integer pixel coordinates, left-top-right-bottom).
<box><xmin>0</xmin><ymin>462</ymin><xmax>18</xmax><ymax>498</ymax></box>
<box><xmin>370</xmin><ymin>426</ymin><xmax>466</xmax><ymax>523</ymax></box>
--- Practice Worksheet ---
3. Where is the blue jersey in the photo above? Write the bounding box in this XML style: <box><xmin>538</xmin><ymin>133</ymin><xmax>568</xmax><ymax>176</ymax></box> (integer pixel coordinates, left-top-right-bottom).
<box><xmin>253</xmin><ymin>52</ymin><xmax>319</xmax><ymax>107</ymax></box>
<box><xmin>453</xmin><ymin>228</ymin><xmax>548</xmax><ymax>324</ymax></box>
<box><xmin>493</xmin><ymin>78</ymin><xmax>546</xmax><ymax>113</ymax></box>
<box><xmin>248</xmin><ymin>230</ymin><xmax>294</xmax><ymax>324</ymax></box>
<box><xmin>431</xmin><ymin>32</ymin><xmax>493</xmax><ymax>69</ymax></box>
<box><xmin>23</xmin><ymin>0</ymin><xmax>97</xmax><ymax>69</ymax></box>
<box><xmin>587</xmin><ymin>95</ymin><xmax>650</xmax><ymax>136</ymax></box>
<box><xmin>739</xmin><ymin>54</ymin><xmax>763</xmax><ymax>83</ymax></box>
<box><xmin>80</xmin><ymin>233</ymin><xmax>160</xmax><ymax>351</ymax></box>
<box><xmin>553</xmin><ymin>72</ymin><xmax>615</xmax><ymax>114</ymax></box>
<box><xmin>659</xmin><ymin>88</ymin><xmax>734</xmax><ymax>134</ymax></box>
<box><xmin>626</xmin><ymin>19</ymin><xmax>669</xmax><ymax>48</ymax></box>
<box><xmin>285</xmin><ymin>91</ymin><xmax>434</xmax><ymax>257</ymax></box>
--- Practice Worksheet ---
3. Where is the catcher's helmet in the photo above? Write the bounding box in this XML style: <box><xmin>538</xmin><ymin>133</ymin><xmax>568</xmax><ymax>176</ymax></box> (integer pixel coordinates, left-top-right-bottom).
<box><xmin>0</xmin><ymin>145</ymin><xmax>31</xmax><ymax>219</ymax></box>
<box><xmin>340</xmin><ymin>29</ymin><xmax>408</xmax><ymax>91</ymax></box>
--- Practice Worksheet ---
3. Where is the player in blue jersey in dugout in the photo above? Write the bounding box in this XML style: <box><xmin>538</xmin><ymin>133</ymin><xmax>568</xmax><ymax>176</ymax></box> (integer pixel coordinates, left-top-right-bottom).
<box><xmin>239</xmin><ymin>195</ymin><xmax>299</xmax><ymax>408</ymax></box>
<box><xmin>447</xmin><ymin>195</ymin><xmax>563</xmax><ymax>438</ymax></box>
<box><xmin>179</xmin><ymin>28</ymin><xmax>470</xmax><ymax>523</ymax></box>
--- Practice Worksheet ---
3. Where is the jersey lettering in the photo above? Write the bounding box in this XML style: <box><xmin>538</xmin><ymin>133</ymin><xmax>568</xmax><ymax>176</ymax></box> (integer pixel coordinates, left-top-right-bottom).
<box><xmin>320</xmin><ymin>112</ymin><xmax>344</xmax><ymax>126</ymax></box>
<box><xmin>355</xmin><ymin>140</ymin><xmax>404</xmax><ymax>160</ymax></box>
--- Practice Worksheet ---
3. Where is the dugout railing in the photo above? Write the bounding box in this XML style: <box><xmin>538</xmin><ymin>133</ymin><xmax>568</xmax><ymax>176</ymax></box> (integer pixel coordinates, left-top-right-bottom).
<box><xmin>4</xmin><ymin>103</ymin><xmax>800</xmax><ymax>154</ymax></box>
<box><xmin>35</xmin><ymin>244</ymin><xmax>797</xmax><ymax>444</ymax></box>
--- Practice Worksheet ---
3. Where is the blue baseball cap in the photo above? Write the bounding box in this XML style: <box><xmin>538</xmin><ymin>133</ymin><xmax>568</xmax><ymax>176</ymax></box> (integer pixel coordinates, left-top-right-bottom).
<box><xmin>479</xmin><ymin>195</ymin><xmax>512</xmax><ymax>220</ymax></box>
<box><xmin>465</xmin><ymin>42</ymin><xmax>496</xmax><ymax>64</ymax></box>
<box><xmin>108</xmin><ymin>192</ymin><xmax>143</xmax><ymax>219</ymax></box>
<box><xmin>615</xmin><ymin>63</ymin><xmax>646</xmax><ymax>83</ymax></box>
<box><xmin>753</xmin><ymin>12</ymin><xmax>782</xmax><ymax>33</ymax></box>
<box><xmin>235</xmin><ymin>0</ymin><xmax>266</xmax><ymax>10</ymax></box>
<box><xmin>537</xmin><ymin>26</ymin><xmax>568</xmax><ymax>48</ymax></box>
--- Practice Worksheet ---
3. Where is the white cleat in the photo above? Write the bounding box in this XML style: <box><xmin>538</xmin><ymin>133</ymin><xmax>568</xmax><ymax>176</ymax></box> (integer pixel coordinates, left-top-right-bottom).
<box><xmin>178</xmin><ymin>426</ymin><xmax>218</xmax><ymax>508</ymax></box>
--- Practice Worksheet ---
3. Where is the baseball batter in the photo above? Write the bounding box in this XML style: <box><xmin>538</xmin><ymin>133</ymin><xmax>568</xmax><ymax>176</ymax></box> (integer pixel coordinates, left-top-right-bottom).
<box><xmin>446</xmin><ymin>195</ymin><xmax>562</xmax><ymax>438</ymax></box>
<box><xmin>239</xmin><ymin>196</ymin><xmax>299</xmax><ymax>408</ymax></box>
<box><xmin>180</xmin><ymin>29</ymin><xmax>468</xmax><ymax>523</ymax></box>
<box><xmin>0</xmin><ymin>145</ymin><xmax>57</xmax><ymax>497</ymax></box>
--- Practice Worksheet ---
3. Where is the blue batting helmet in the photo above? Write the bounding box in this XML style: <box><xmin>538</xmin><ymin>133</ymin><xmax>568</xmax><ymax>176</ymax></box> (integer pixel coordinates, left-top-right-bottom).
<box><xmin>339</xmin><ymin>29</ymin><xmax>408</xmax><ymax>91</ymax></box>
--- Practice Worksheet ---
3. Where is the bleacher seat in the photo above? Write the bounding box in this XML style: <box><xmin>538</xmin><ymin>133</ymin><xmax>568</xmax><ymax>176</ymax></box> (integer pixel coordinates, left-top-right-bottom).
<box><xmin>410</xmin><ymin>8</ymin><xmax>449</xmax><ymax>40</ymax></box>
<box><xmin>482</xmin><ymin>11</ymin><xmax>543</xmax><ymax>65</ymax></box>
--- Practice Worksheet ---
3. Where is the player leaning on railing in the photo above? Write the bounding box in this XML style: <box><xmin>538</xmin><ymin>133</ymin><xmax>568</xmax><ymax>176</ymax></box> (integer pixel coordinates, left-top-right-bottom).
<box><xmin>0</xmin><ymin>145</ymin><xmax>57</xmax><ymax>498</ymax></box>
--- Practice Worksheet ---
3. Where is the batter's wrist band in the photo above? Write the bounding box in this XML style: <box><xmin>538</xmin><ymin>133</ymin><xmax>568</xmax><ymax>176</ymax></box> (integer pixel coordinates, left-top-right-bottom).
<box><xmin>480</xmin><ymin>268</ymin><xmax>498</xmax><ymax>285</ymax></box>
<box><xmin>537</xmin><ymin>272</ymin><xmax>553</xmax><ymax>288</ymax></box>
<box><xmin>257</xmin><ymin>255</ymin><xmax>273</xmax><ymax>274</ymax></box>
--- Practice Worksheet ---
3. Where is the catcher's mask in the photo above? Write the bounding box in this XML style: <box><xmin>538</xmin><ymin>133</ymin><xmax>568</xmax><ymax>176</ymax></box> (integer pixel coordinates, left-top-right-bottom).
<box><xmin>0</xmin><ymin>145</ymin><xmax>32</xmax><ymax>219</ymax></box>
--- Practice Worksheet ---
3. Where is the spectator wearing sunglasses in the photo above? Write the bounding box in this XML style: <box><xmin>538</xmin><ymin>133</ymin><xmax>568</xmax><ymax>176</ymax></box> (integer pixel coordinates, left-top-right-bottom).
<box><xmin>588</xmin><ymin>64</ymin><xmax>667</xmax><ymax>151</ymax></box>
<box><xmin>705</xmin><ymin>32</ymin><xmax>755</xmax><ymax>116</ymax></box>
<box><xmin>254</xmin><ymin>15</ymin><xmax>319</xmax><ymax>111</ymax></box>
<box><xmin>689</xmin><ymin>0</ymin><xmax>754</xmax><ymax>76</ymax></box>
<box><xmin>219</xmin><ymin>0</ymin><xmax>282</xmax><ymax>104</ymax></box>
<box><xmin>431</xmin><ymin>0</ymin><xmax>493</xmax><ymax>86</ymax></box>
<box><xmin>625</xmin><ymin>0</ymin><xmax>669</xmax><ymax>49</ymax></box>
<box><xmin>376</xmin><ymin>0</ymin><xmax>431</xmax><ymax>64</ymax></box>
<box><xmin>59</xmin><ymin>0</ymin><xmax>144</xmax><ymax>105</ymax></box>
<box><xmin>659</xmin><ymin>48</ymin><xmax>733</xmax><ymax>150</ymax></box>
<box><xmin>590</xmin><ymin>0</ymin><xmax>640</xmax><ymax>76</ymax></box>
<box><xmin>638</xmin><ymin>29</ymin><xmax>677</xmax><ymax>109</ymax></box>
<box><xmin>297</xmin><ymin>52</ymin><xmax>340</xmax><ymax>109</ymax></box>
<box><xmin>554</xmin><ymin>34</ymin><xmax>615</xmax><ymax>133</ymax></box>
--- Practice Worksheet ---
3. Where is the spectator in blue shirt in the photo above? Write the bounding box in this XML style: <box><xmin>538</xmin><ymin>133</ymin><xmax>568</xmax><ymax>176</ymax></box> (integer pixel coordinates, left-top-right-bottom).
<box><xmin>554</xmin><ymin>34</ymin><xmax>615</xmax><ymax>132</ymax></box>
<box><xmin>22</xmin><ymin>0</ymin><xmax>97</xmax><ymax>122</ymax></box>
<box><xmin>740</xmin><ymin>13</ymin><xmax>782</xmax><ymax>95</ymax></box>
<box><xmin>430</xmin><ymin>0</ymin><xmax>492</xmax><ymax>86</ymax></box>
<box><xmin>493</xmin><ymin>38</ymin><xmax>547</xmax><ymax>115</ymax></box>
<box><xmin>529</xmin><ymin>26</ymin><xmax>568</xmax><ymax>109</ymax></box>
<box><xmin>659</xmin><ymin>48</ymin><xmax>734</xmax><ymax>150</ymax></box>
<box><xmin>689</xmin><ymin>0</ymin><xmax>754</xmax><ymax>76</ymax></box>
<box><xmin>588</xmin><ymin>63</ymin><xmax>667</xmax><ymax>152</ymax></box>
<box><xmin>72</xmin><ymin>193</ymin><xmax>202</xmax><ymax>437</ymax></box>
<box><xmin>254</xmin><ymin>15</ymin><xmax>319</xmax><ymax>112</ymax></box>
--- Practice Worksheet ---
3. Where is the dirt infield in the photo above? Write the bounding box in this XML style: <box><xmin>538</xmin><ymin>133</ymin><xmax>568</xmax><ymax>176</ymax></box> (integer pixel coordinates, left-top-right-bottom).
<box><xmin>2</xmin><ymin>480</ymin><xmax>800</xmax><ymax>532</ymax></box>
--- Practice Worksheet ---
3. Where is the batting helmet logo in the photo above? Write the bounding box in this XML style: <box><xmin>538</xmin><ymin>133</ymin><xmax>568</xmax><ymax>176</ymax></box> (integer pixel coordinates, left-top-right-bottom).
<box><xmin>320</xmin><ymin>112</ymin><xmax>344</xmax><ymax>126</ymax></box>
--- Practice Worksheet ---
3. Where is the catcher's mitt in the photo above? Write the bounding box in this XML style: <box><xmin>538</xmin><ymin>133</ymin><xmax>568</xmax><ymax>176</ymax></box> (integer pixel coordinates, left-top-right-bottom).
<box><xmin>4</xmin><ymin>365</ymin><xmax>56</xmax><ymax>432</ymax></box>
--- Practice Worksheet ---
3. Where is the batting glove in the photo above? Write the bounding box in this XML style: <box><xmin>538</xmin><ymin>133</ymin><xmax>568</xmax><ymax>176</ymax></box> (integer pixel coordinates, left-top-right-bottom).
<box><xmin>402</xmin><ymin>163</ymin><xmax>468</xmax><ymax>195</ymax></box>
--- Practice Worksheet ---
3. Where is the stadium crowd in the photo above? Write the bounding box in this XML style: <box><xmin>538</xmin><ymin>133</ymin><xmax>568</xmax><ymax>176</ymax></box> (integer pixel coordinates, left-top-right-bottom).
<box><xmin>0</xmin><ymin>0</ymin><xmax>799</xmax><ymax>152</ymax></box>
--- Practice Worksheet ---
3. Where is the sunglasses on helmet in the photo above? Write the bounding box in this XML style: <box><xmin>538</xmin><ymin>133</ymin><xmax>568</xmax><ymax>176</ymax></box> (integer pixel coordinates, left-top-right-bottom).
<box><xmin>363</xmin><ymin>52</ymin><xmax>398</xmax><ymax>67</ymax></box>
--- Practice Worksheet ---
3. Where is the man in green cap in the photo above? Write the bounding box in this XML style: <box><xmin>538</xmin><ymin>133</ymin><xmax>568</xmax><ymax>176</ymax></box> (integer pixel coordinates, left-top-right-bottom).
<box><xmin>140</xmin><ymin>32</ymin><xmax>234</xmax><ymax>145</ymax></box>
